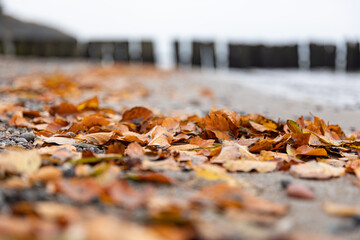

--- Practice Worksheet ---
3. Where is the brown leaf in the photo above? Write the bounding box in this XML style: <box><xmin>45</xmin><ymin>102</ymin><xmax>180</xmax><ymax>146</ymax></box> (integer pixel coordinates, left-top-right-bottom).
<box><xmin>323</xmin><ymin>202</ymin><xmax>360</xmax><ymax>217</ymax></box>
<box><xmin>148</xmin><ymin>126</ymin><xmax>173</xmax><ymax>148</ymax></box>
<box><xmin>224</xmin><ymin>160</ymin><xmax>278</xmax><ymax>173</ymax></box>
<box><xmin>29</xmin><ymin>166</ymin><xmax>62</xmax><ymax>182</ymax></box>
<box><xmin>0</xmin><ymin>150</ymin><xmax>41</xmax><ymax>175</ymax></box>
<box><xmin>46</xmin><ymin>118</ymin><xmax>69</xmax><ymax>132</ymax></box>
<box><xmin>125</xmin><ymin>142</ymin><xmax>144</xmax><ymax>158</ymax></box>
<box><xmin>189</xmin><ymin>137</ymin><xmax>215</xmax><ymax>148</ymax></box>
<box><xmin>295</xmin><ymin>145</ymin><xmax>327</xmax><ymax>156</ymax></box>
<box><xmin>248</xmin><ymin>139</ymin><xmax>274</xmax><ymax>152</ymax></box>
<box><xmin>54</xmin><ymin>178</ymin><xmax>101</xmax><ymax>203</ymax></box>
<box><xmin>106</xmin><ymin>180</ymin><xmax>148</xmax><ymax>208</ymax></box>
<box><xmin>81</xmin><ymin>114</ymin><xmax>110</xmax><ymax>128</ymax></box>
<box><xmin>291</xmin><ymin>132</ymin><xmax>311</xmax><ymax>147</ymax></box>
<box><xmin>79</xmin><ymin>132</ymin><xmax>114</xmax><ymax>145</ymax></box>
<box><xmin>122</xmin><ymin>106</ymin><xmax>153</xmax><ymax>123</ymax></box>
<box><xmin>38</xmin><ymin>144</ymin><xmax>81</xmax><ymax>161</ymax></box>
<box><xmin>68</xmin><ymin>122</ymin><xmax>86</xmax><ymax>134</ymax></box>
<box><xmin>287</xmin><ymin>120</ymin><xmax>302</xmax><ymax>134</ymax></box>
<box><xmin>106</xmin><ymin>142</ymin><xmax>126</xmax><ymax>154</ymax></box>
<box><xmin>9</xmin><ymin>112</ymin><xmax>32</xmax><ymax>128</ymax></box>
<box><xmin>129</xmin><ymin>172</ymin><xmax>175</xmax><ymax>184</ymax></box>
<box><xmin>249</xmin><ymin>121</ymin><xmax>276</xmax><ymax>132</ymax></box>
<box><xmin>56</xmin><ymin>102</ymin><xmax>79</xmax><ymax>115</ymax></box>
<box><xmin>211</xmin><ymin>146</ymin><xmax>241</xmax><ymax>163</ymax></box>
<box><xmin>205</xmin><ymin>108</ymin><xmax>239</xmax><ymax>138</ymax></box>
<box><xmin>290</xmin><ymin>161</ymin><xmax>345</xmax><ymax>179</ymax></box>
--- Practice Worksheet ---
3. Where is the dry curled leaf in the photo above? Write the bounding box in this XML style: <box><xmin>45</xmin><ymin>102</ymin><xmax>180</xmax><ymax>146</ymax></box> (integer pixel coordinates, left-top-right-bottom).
<box><xmin>290</xmin><ymin>161</ymin><xmax>345</xmax><ymax>179</ymax></box>
<box><xmin>295</xmin><ymin>145</ymin><xmax>327</xmax><ymax>157</ymax></box>
<box><xmin>224</xmin><ymin>160</ymin><xmax>278</xmax><ymax>173</ymax></box>
<box><xmin>55</xmin><ymin>102</ymin><xmax>79</xmax><ymax>115</ymax></box>
<box><xmin>125</xmin><ymin>142</ymin><xmax>144</xmax><ymax>158</ymax></box>
<box><xmin>122</xmin><ymin>106</ymin><xmax>153</xmax><ymax>123</ymax></box>
<box><xmin>0</xmin><ymin>150</ymin><xmax>41</xmax><ymax>175</ymax></box>
<box><xmin>79</xmin><ymin>132</ymin><xmax>114</xmax><ymax>145</ymax></box>
<box><xmin>77</xmin><ymin>96</ymin><xmax>99</xmax><ymax>111</ymax></box>
<box><xmin>29</xmin><ymin>166</ymin><xmax>62</xmax><ymax>183</ymax></box>
<box><xmin>323</xmin><ymin>202</ymin><xmax>360</xmax><ymax>217</ymax></box>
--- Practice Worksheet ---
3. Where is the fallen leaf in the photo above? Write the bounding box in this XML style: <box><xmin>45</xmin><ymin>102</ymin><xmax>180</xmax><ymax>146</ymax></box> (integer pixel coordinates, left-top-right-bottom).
<box><xmin>29</xmin><ymin>166</ymin><xmax>62</xmax><ymax>182</ymax></box>
<box><xmin>9</xmin><ymin>112</ymin><xmax>32</xmax><ymax>128</ymax></box>
<box><xmin>54</xmin><ymin>178</ymin><xmax>102</xmax><ymax>203</ymax></box>
<box><xmin>295</xmin><ymin>145</ymin><xmax>327</xmax><ymax>157</ymax></box>
<box><xmin>125</xmin><ymin>142</ymin><xmax>144</xmax><ymax>158</ymax></box>
<box><xmin>323</xmin><ymin>202</ymin><xmax>360</xmax><ymax>217</ymax></box>
<box><xmin>56</xmin><ymin>102</ymin><xmax>79</xmax><ymax>115</ymax></box>
<box><xmin>122</xmin><ymin>106</ymin><xmax>153</xmax><ymax>124</ymax></box>
<box><xmin>79</xmin><ymin>132</ymin><xmax>114</xmax><ymax>145</ymax></box>
<box><xmin>249</xmin><ymin>121</ymin><xmax>276</xmax><ymax>132</ymax></box>
<box><xmin>189</xmin><ymin>137</ymin><xmax>215</xmax><ymax>148</ymax></box>
<box><xmin>42</xmin><ymin>136</ymin><xmax>76</xmax><ymax>145</ymax></box>
<box><xmin>81</xmin><ymin>114</ymin><xmax>110</xmax><ymax>128</ymax></box>
<box><xmin>77</xmin><ymin>96</ymin><xmax>99</xmax><ymax>111</ymax></box>
<box><xmin>148</xmin><ymin>126</ymin><xmax>173</xmax><ymax>148</ymax></box>
<box><xmin>0</xmin><ymin>150</ymin><xmax>41</xmax><ymax>175</ymax></box>
<box><xmin>290</xmin><ymin>161</ymin><xmax>345</xmax><ymax>179</ymax></box>
<box><xmin>211</xmin><ymin>146</ymin><xmax>241</xmax><ymax>163</ymax></box>
<box><xmin>224</xmin><ymin>160</ymin><xmax>277</xmax><ymax>173</ymax></box>
<box><xmin>195</xmin><ymin>164</ymin><xmax>237</xmax><ymax>186</ymax></box>
<box><xmin>38</xmin><ymin>144</ymin><xmax>81</xmax><ymax>161</ymax></box>
<box><xmin>128</xmin><ymin>172</ymin><xmax>175</xmax><ymax>184</ymax></box>
<box><xmin>287</xmin><ymin>120</ymin><xmax>302</xmax><ymax>134</ymax></box>
<box><xmin>248</xmin><ymin>139</ymin><xmax>274</xmax><ymax>152</ymax></box>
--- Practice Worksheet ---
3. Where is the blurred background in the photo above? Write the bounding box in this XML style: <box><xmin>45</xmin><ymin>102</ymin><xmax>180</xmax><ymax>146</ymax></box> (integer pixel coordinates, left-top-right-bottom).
<box><xmin>1</xmin><ymin>0</ymin><xmax>360</xmax><ymax>128</ymax></box>
<box><xmin>1</xmin><ymin>0</ymin><xmax>360</xmax><ymax>69</ymax></box>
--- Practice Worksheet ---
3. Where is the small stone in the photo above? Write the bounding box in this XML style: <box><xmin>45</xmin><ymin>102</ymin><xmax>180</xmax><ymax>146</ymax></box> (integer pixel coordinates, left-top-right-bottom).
<box><xmin>352</xmin><ymin>215</ymin><xmax>360</xmax><ymax>227</ymax></box>
<box><xmin>280</xmin><ymin>179</ymin><xmax>292</xmax><ymax>189</ymax></box>
<box><xmin>15</xmin><ymin>138</ymin><xmax>28</xmax><ymax>143</ymax></box>
<box><xmin>20</xmin><ymin>132</ymin><xmax>36</xmax><ymax>142</ymax></box>
<box><xmin>286</xmin><ymin>183</ymin><xmax>315</xmax><ymax>200</ymax></box>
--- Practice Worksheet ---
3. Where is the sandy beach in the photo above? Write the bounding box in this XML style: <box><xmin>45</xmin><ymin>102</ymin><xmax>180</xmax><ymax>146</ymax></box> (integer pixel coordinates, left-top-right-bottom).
<box><xmin>1</xmin><ymin>57</ymin><xmax>360</xmax><ymax>239</ymax></box>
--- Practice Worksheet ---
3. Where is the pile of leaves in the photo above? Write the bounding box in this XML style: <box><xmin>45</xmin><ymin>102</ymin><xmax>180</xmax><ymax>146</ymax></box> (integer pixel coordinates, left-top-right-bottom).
<box><xmin>0</xmin><ymin>66</ymin><xmax>360</xmax><ymax>239</ymax></box>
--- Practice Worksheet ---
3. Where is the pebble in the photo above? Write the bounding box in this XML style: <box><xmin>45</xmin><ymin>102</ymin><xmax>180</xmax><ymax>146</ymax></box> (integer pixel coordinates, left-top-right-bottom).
<box><xmin>280</xmin><ymin>179</ymin><xmax>292</xmax><ymax>189</ymax></box>
<box><xmin>20</xmin><ymin>132</ymin><xmax>36</xmax><ymax>142</ymax></box>
<box><xmin>15</xmin><ymin>137</ymin><xmax>28</xmax><ymax>143</ymax></box>
<box><xmin>286</xmin><ymin>183</ymin><xmax>315</xmax><ymax>200</ymax></box>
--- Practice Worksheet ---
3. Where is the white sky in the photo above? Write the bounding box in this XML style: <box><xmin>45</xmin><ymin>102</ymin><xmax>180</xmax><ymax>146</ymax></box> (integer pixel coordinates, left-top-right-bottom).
<box><xmin>2</xmin><ymin>0</ymin><xmax>360</xmax><ymax>42</ymax></box>
<box><xmin>2</xmin><ymin>0</ymin><xmax>360</xmax><ymax>67</ymax></box>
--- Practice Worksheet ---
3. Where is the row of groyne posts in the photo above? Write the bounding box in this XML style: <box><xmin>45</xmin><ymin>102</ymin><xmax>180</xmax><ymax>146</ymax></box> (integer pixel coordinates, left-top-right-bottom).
<box><xmin>0</xmin><ymin>40</ymin><xmax>360</xmax><ymax>71</ymax></box>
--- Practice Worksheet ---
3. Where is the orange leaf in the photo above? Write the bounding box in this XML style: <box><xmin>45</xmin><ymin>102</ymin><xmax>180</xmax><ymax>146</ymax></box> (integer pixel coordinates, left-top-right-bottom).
<box><xmin>122</xmin><ymin>106</ymin><xmax>153</xmax><ymax>123</ymax></box>
<box><xmin>129</xmin><ymin>172</ymin><xmax>174</xmax><ymax>184</ymax></box>
<box><xmin>125</xmin><ymin>142</ymin><xmax>144</xmax><ymax>158</ymax></box>
<box><xmin>80</xmin><ymin>132</ymin><xmax>114</xmax><ymax>145</ymax></box>
<box><xmin>77</xmin><ymin>96</ymin><xmax>99</xmax><ymax>111</ymax></box>
<box><xmin>189</xmin><ymin>137</ymin><xmax>215</xmax><ymax>148</ymax></box>
<box><xmin>46</xmin><ymin>118</ymin><xmax>69</xmax><ymax>132</ymax></box>
<box><xmin>9</xmin><ymin>112</ymin><xmax>31</xmax><ymax>127</ymax></box>
<box><xmin>295</xmin><ymin>145</ymin><xmax>327</xmax><ymax>156</ymax></box>
<box><xmin>290</xmin><ymin>161</ymin><xmax>345</xmax><ymax>179</ymax></box>
<box><xmin>56</xmin><ymin>102</ymin><xmax>79</xmax><ymax>115</ymax></box>
<box><xmin>81</xmin><ymin>114</ymin><xmax>110</xmax><ymax>128</ymax></box>
<box><xmin>249</xmin><ymin>121</ymin><xmax>276</xmax><ymax>132</ymax></box>
<box><xmin>55</xmin><ymin>178</ymin><xmax>101</xmax><ymax>203</ymax></box>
